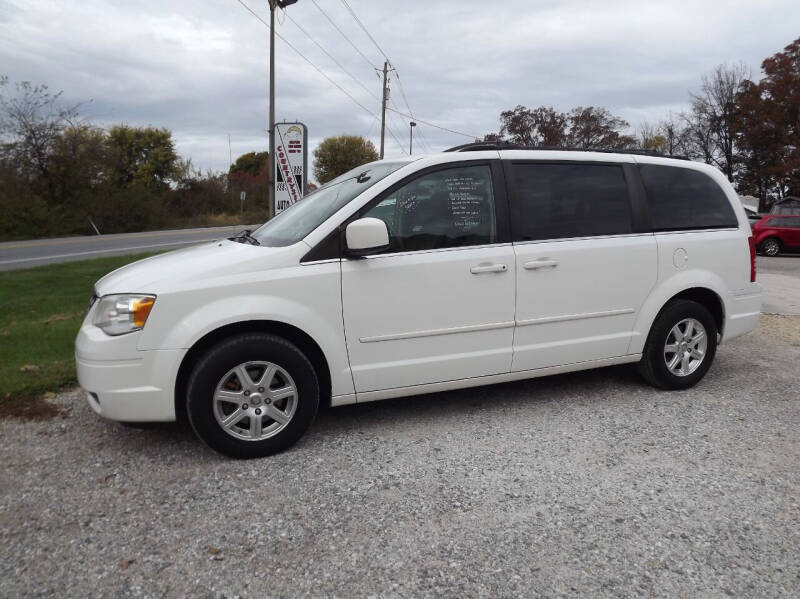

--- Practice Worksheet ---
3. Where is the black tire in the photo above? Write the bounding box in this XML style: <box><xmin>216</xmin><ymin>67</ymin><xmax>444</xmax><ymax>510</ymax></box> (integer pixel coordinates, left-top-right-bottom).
<box><xmin>186</xmin><ymin>333</ymin><xmax>319</xmax><ymax>458</ymax></box>
<box><xmin>638</xmin><ymin>299</ymin><xmax>718</xmax><ymax>390</ymax></box>
<box><xmin>760</xmin><ymin>237</ymin><xmax>781</xmax><ymax>257</ymax></box>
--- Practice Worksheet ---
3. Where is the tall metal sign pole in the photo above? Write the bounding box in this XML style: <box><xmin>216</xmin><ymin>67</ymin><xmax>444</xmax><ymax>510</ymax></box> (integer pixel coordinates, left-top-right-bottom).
<box><xmin>268</xmin><ymin>0</ymin><xmax>276</xmax><ymax>219</ymax></box>
<box><xmin>267</xmin><ymin>0</ymin><xmax>298</xmax><ymax>219</ymax></box>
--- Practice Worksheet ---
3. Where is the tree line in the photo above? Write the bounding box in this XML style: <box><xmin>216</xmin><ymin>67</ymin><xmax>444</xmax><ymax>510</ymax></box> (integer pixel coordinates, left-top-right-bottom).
<box><xmin>1</xmin><ymin>37</ymin><xmax>797</xmax><ymax>240</ymax></box>
<box><xmin>0</xmin><ymin>78</ymin><xmax>268</xmax><ymax>240</ymax></box>
<box><xmin>483</xmin><ymin>37</ymin><xmax>799</xmax><ymax>210</ymax></box>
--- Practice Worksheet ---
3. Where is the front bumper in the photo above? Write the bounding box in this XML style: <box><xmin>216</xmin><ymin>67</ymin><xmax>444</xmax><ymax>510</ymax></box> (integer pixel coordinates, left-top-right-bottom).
<box><xmin>75</xmin><ymin>323</ymin><xmax>184</xmax><ymax>422</ymax></box>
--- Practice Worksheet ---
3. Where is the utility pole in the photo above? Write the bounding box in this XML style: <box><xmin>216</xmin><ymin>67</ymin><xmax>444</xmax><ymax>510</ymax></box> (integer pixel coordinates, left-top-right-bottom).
<box><xmin>409</xmin><ymin>121</ymin><xmax>416</xmax><ymax>155</ymax></box>
<box><xmin>379</xmin><ymin>60</ymin><xmax>390</xmax><ymax>159</ymax></box>
<box><xmin>267</xmin><ymin>0</ymin><xmax>297</xmax><ymax>219</ymax></box>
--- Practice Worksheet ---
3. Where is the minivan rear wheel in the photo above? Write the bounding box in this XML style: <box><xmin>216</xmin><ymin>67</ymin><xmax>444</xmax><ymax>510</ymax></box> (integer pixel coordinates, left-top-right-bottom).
<box><xmin>186</xmin><ymin>333</ymin><xmax>319</xmax><ymax>458</ymax></box>
<box><xmin>638</xmin><ymin>299</ymin><xmax>717</xmax><ymax>390</ymax></box>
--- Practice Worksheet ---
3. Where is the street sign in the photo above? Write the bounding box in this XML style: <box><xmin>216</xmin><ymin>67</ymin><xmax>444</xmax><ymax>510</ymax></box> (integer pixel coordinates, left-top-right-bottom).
<box><xmin>274</xmin><ymin>122</ymin><xmax>308</xmax><ymax>214</ymax></box>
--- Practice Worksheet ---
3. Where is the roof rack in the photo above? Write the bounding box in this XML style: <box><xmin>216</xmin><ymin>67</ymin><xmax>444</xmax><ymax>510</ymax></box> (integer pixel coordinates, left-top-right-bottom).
<box><xmin>444</xmin><ymin>141</ymin><xmax>689</xmax><ymax>160</ymax></box>
<box><xmin>444</xmin><ymin>141</ymin><xmax>518</xmax><ymax>152</ymax></box>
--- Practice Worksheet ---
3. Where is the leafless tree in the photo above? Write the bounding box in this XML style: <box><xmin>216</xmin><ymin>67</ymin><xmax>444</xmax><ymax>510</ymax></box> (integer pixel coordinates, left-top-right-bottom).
<box><xmin>638</xmin><ymin>121</ymin><xmax>665</xmax><ymax>152</ymax></box>
<box><xmin>685</xmin><ymin>63</ymin><xmax>750</xmax><ymax>180</ymax></box>
<box><xmin>0</xmin><ymin>78</ymin><xmax>83</xmax><ymax>203</ymax></box>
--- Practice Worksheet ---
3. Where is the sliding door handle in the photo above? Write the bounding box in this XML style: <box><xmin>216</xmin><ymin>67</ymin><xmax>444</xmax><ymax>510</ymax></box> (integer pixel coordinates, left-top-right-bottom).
<box><xmin>470</xmin><ymin>263</ymin><xmax>508</xmax><ymax>274</ymax></box>
<box><xmin>524</xmin><ymin>259</ymin><xmax>559</xmax><ymax>270</ymax></box>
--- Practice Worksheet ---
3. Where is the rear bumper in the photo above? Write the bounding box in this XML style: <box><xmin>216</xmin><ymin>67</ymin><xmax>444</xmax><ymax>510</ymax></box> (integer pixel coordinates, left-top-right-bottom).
<box><xmin>723</xmin><ymin>283</ymin><xmax>763</xmax><ymax>343</ymax></box>
<box><xmin>75</xmin><ymin>324</ymin><xmax>183</xmax><ymax>422</ymax></box>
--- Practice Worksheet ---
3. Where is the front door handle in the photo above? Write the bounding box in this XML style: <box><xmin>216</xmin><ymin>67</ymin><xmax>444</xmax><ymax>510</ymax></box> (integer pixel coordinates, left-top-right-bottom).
<box><xmin>470</xmin><ymin>263</ymin><xmax>508</xmax><ymax>274</ymax></box>
<box><xmin>524</xmin><ymin>259</ymin><xmax>559</xmax><ymax>270</ymax></box>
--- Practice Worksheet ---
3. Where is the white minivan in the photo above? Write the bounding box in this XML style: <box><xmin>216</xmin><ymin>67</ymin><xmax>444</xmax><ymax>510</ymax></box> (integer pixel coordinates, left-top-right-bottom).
<box><xmin>76</xmin><ymin>146</ymin><xmax>763</xmax><ymax>458</ymax></box>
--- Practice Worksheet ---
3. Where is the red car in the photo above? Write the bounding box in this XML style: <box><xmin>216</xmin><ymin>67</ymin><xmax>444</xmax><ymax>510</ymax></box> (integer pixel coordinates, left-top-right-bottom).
<box><xmin>752</xmin><ymin>215</ymin><xmax>800</xmax><ymax>256</ymax></box>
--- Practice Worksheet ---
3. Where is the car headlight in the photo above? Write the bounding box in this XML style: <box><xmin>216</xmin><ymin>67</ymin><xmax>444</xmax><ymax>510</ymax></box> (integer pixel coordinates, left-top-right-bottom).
<box><xmin>93</xmin><ymin>294</ymin><xmax>156</xmax><ymax>336</ymax></box>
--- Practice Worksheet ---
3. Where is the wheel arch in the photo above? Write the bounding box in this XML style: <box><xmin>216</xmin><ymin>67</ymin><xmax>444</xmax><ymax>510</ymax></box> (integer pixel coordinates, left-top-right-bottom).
<box><xmin>174</xmin><ymin>320</ymin><xmax>332</xmax><ymax>421</ymax></box>
<box><xmin>631</xmin><ymin>282</ymin><xmax>726</xmax><ymax>354</ymax></box>
<box><xmin>667</xmin><ymin>287</ymin><xmax>724</xmax><ymax>334</ymax></box>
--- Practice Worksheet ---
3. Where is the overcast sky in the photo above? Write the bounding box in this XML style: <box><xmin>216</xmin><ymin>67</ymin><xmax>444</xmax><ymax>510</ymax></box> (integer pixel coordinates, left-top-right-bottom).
<box><xmin>1</xmin><ymin>0</ymin><xmax>798</xmax><ymax>178</ymax></box>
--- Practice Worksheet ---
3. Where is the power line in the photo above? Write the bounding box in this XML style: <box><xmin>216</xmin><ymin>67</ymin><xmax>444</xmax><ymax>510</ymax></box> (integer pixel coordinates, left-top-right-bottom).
<box><xmin>233</xmin><ymin>2</ymin><xmax>373</xmax><ymax>125</ymax></box>
<box><xmin>338</xmin><ymin>0</ymin><xmax>390</xmax><ymax>63</ymax></box>
<box><xmin>234</xmin><ymin>0</ymin><xmax>407</xmax><ymax>155</ymax></box>
<box><xmin>383</xmin><ymin>123</ymin><xmax>408</xmax><ymax>156</ymax></box>
<box><xmin>385</xmin><ymin>106</ymin><xmax>478</xmax><ymax>139</ymax></box>
<box><xmin>414</xmin><ymin>124</ymin><xmax>435</xmax><ymax>154</ymax></box>
<box><xmin>284</xmin><ymin>7</ymin><xmax>410</xmax><ymax>156</ymax></box>
<box><xmin>335</xmin><ymin>0</ymin><xmax>450</xmax><ymax>153</ymax></box>
<box><xmin>334</xmin><ymin>2</ymin><xmax>442</xmax><ymax>152</ymax></box>
<box><xmin>302</xmin><ymin>2</ymin><xmax>406</xmax><ymax>155</ymax></box>
<box><xmin>310</xmin><ymin>0</ymin><xmax>377</xmax><ymax>72</ymax></box>
<box><xmin>284</xmin><ymin>12</ymin><xmax>380</xmax><ymax>103</ymax></box>
<box><xmin>393</xmin><ymin>72</ymin><xmax>418</xmax><ymax>124</ymax></box>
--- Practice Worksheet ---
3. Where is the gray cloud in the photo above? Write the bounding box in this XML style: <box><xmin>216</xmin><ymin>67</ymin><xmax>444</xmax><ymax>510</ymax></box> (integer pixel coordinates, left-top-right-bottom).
<box><xmin>1</xmin><ymin>0</ymin><xmax>798</xmax><ymax>176</ymax></box>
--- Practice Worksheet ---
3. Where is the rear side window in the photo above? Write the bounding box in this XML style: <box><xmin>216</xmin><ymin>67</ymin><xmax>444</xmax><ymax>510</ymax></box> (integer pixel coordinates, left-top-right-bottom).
<box><xmin>640</xmin><ymin>165</ymin><xmax>737</xmax><ymax>231</ymax></box>
<box><xmin>770</xmin><ymin>217</ymin><xmax>800</xmax><ymax>228</ymax></box>
<box><xmin>511</xmin><ymin>163</ymin><xmax>632</xmax><ymax>241</ymax></box>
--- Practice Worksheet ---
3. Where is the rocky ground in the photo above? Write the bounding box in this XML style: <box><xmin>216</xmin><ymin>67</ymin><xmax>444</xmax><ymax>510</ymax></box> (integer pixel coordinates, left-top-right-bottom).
<box><xmin>1</xmin><ymin>313</ymin><xmax>798</xmax><ymax>598</ymax></box>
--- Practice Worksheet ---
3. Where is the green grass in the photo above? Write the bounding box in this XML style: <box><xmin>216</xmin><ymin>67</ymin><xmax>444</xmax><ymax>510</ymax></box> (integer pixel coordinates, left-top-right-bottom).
<box><xmin>0</xmin><ymin>253</ymin><xmax>160</xmax><ymax>415</ymax></box>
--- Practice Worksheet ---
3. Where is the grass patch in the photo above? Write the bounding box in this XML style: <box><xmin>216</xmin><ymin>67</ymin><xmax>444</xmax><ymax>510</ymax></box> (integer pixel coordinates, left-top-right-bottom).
<box><xmin>0</xmin><ymin>253</ymin><xmax>160</xmax><ymax>418</ymax></box>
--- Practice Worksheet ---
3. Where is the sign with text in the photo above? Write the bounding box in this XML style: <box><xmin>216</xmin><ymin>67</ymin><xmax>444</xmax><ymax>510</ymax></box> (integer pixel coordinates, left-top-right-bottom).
<box><xmin>274</xmin><ymin>122</ymin><xmax>308</xmax><ymax>214</ymax></box>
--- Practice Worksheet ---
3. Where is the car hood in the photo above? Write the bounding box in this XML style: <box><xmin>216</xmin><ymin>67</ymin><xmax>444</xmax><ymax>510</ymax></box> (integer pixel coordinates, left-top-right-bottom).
<box><xmin>94</xmin><ymin>239</ymin><xmax>301</xmax><ymax>295</ymax></box>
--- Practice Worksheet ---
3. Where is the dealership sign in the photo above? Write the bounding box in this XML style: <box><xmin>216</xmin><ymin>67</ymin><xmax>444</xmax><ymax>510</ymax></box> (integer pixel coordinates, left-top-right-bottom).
<box><xmin>274</xmin><ymin>122</ymin><xmax>308</xmax><ymax>214</ymax></box>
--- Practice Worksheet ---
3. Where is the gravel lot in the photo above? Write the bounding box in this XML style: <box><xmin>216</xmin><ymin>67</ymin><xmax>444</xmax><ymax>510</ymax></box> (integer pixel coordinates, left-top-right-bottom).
<box><xmin>2</xmin><ymin>315</ymin><xmax>799</xmax><ymax>598</ymax></box>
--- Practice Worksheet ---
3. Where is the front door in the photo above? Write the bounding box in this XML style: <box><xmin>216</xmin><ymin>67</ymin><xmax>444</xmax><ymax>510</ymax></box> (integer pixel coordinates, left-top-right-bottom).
<box><xmin>341</xmin><ymin>162</ymin><xmax>515</xmax><ymax>393</ymax></box>
<box><xmin>506</xmin><ymin>160</ymin><xmax>657</xmax><ymax>371</ymax></box>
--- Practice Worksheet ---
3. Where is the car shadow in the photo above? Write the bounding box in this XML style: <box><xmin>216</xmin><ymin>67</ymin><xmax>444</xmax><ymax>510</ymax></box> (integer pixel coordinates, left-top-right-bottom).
<box><xmin>311</xmin><ymin>363</ymin><xmax>647</xmax><ymax>436</ymax></box>
<box><xmin>100</xmin><ymin>364</ymin><xmax>650</xmax><ymax>459</ymax></box>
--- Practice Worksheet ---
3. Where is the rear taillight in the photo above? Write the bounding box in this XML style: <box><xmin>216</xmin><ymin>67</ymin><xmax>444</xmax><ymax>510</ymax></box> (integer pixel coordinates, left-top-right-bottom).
<box><xmin>748</xmin><ymin>236</ymin><xmax>756</xmax><ymax>282</ymax></box>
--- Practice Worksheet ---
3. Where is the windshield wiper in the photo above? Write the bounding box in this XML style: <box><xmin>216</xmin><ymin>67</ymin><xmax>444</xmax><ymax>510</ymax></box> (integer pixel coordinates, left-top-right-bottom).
<box><xmin>231</xmin><ymin>229</ymin><xmax>261</xmax><ymax>246</ymax></box>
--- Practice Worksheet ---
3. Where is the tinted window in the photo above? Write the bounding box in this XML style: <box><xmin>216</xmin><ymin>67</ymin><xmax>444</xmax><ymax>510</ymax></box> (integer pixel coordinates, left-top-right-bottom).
<box><xmin>363</xmin><ymin>165</ymin><xmax>496</xmax><ymax>252</ymax></box>
<box><xmin>511</xmin><ymin>163</ymin><xmax>632</xmax><ymax>241</ymax></box>
<box><xmin>640</xmin><ymin>164</ymin><xmax>737</xmax><ymax>231</ymax></box>
<box><xmin>771</xmin><ymin>217</ymin><xmax>800</xmax><ymax>228</ymax></box>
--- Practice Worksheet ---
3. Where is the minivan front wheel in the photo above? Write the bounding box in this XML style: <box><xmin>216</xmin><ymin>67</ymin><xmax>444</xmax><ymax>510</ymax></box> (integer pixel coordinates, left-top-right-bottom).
<box><xmin>638</xmin><ymin>300</ymin><xmax>717</xmax><ymax>390</ymax></box>
<box><xmin>186</xmin><ymin>333</ymin><xmax>319</xmax><ymax>458</ymax></box>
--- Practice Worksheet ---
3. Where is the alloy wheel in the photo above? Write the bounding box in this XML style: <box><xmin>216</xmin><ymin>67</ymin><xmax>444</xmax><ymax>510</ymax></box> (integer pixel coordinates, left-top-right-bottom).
<box><xmin>212</xmin><ymin>361</ymin><xmax>297</xmax><ymax>441</ymax></box>
<box><xmin>763</xmin><ymin>238</ymin><xmax>780</xmax><ymax>256</ymax></box>
<box><xmin>663</xmin><ymin>318</ymin><xmax>708</xmax><ymax>377</ymax></box>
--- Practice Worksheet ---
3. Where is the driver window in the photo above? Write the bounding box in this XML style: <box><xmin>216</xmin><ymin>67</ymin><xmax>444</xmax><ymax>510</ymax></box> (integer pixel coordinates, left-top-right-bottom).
<box><xmin>363</xmin><ymin>165</ymin><xmax>496</xmax><ymax>252</ymax></box>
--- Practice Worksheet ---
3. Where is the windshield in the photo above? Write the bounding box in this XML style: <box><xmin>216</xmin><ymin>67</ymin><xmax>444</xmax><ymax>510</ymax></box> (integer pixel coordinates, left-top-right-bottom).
<box><xmin>251</xmin><ymin>161</ymin><xmax>411</xmax><ymax>246</ymax></box>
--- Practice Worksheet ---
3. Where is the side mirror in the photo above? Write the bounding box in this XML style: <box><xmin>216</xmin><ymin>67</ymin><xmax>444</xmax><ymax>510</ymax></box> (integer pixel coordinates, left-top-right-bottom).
<box><xmin>345</xmin><ymin>217</ymin><xmax>389</xmax><ymax>257</ymax></box>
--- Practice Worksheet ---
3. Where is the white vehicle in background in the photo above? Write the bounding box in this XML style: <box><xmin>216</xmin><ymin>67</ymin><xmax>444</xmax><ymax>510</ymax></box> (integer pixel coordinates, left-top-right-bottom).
<box><xmin>76</xmin><ymin>144</ymin><xmax>762</xmax><ymax>458</ymax></box>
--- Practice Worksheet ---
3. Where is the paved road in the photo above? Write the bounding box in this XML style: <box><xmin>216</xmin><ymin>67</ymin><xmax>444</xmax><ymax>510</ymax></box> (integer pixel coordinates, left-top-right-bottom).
<box><xmin>0</xmin><ymin>225</ymin><xmax>255</xmax><ymax>271</ymax></box>
<box><xmin>3</xmin><ymin>230</ymin><xmax>798</xmax><ymax>314</ymax></box>
<box><xmin>757</xmin><ymin>255</ymin><xmax>800</xmax><ymax>314</ymax></box>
